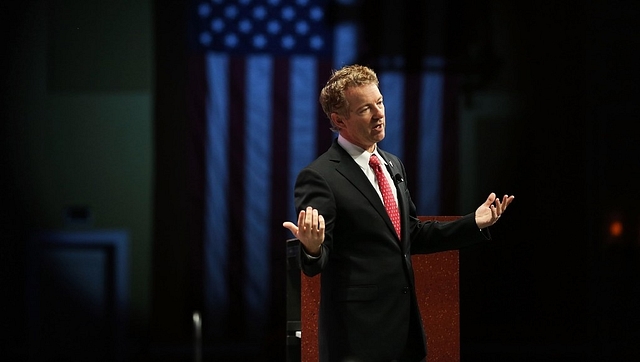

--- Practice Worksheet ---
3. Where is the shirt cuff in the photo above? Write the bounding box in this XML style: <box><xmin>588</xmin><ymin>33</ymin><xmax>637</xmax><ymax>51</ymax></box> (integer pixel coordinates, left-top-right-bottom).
<box><xmin>302</xmin><ymin>247</ymin><xmax>321</xmax><ymax>260</ymax></box>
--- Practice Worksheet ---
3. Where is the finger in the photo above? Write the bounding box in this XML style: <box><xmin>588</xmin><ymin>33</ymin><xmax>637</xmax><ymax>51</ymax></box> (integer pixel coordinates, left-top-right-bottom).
<box><xmin>297</xmin><ymin>209</ymin><xmax>306</xmax><ymax>230</ymax></box>
<box><xmin>484</xmin><ymin>192</ymin><xmax>496</xmax><ymax>207</ymax></box>
<box><xmin>506</xmin><ymin>195</ymin><xmax>514</xmax><ymax>207</ymax></box>
<box><xmin>304</xmin><ymin>206</ymin><xmax>313</xmax><ymax>229</ymax></box>
<box><xmin>501</xmin><ymin>195</ymin><xmax>513</xmax><ymax>210</ymax></box>
<box><xmin>310</xmin><ymin>208</ymin><xmax>317</xmax><ymax>230</ymax></box>
<box><xmin>494</xmin><ymin>197</ymin><xmax>503</xmax><ymax>213</ymax></box>
<box><xmin>502</xmin><ymin>196</ymin><xmax>510</xmax><ymax>212</ymax></box>
<box><xmin>318</xmin><ymin>215</ymin><xmax>325</xmax><ymax>232</ymax></box>
<box><xmin>282</xmin><ymin>221</ymin><xmax>299</xmax><ymax>236</ymax></box>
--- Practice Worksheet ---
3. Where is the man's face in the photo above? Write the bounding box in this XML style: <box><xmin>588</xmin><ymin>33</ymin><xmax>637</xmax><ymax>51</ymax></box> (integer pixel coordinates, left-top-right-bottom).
<box><xmin>335</xmin><ymin>83</ymin><xmax>385</xmax><ymax>152</ymax></box>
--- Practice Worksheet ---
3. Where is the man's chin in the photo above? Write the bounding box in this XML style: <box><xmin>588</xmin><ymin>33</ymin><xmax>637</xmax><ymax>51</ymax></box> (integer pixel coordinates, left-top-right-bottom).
<box><xmin>374</xmin><ymin>132</ymin><xmax>385</xmax><ymax>142</ymax></box>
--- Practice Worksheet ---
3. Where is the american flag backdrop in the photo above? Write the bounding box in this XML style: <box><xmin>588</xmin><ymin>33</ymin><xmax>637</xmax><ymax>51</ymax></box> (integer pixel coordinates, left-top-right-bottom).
<box><xmin>187</xmin><ymin>0</ymin><xmax>456</xmax><ymax>344</ymax></box>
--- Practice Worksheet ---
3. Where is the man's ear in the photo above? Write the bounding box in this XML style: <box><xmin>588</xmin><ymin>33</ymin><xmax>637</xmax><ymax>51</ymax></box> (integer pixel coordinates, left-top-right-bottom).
<box><xmin>330</xmin><ymin>112</ymin><xmax>344</xmax><ymax>129</ymax></box>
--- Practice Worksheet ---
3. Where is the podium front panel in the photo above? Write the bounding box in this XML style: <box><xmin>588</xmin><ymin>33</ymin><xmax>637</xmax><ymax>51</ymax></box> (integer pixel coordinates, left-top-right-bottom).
<box><xmin>300</xmin><ymin>216</ymin><xmax>461</xmax><ymax>362</ymax></box>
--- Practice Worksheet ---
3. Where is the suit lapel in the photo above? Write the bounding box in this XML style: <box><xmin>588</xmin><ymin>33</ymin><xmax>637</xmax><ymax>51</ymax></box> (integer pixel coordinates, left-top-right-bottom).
<box><xmin>329</xmin><ymin>141</ymin><xmax>401</xmax><ymax>244</ymax></box>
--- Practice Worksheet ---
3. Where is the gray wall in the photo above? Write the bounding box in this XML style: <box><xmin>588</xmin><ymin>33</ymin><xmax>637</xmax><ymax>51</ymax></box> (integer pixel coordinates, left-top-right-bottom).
<box><xmin>2</xmin><ymin>0</ymin><xmax>153</xmax><ymax>353</ymax></box>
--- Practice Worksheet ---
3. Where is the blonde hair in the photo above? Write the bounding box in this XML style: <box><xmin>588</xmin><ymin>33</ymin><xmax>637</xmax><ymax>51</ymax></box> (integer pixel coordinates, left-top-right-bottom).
<box><xmin>319</xmin><ymin>64</ymin><xmax>379</xmax><ymax>131</ymax></box>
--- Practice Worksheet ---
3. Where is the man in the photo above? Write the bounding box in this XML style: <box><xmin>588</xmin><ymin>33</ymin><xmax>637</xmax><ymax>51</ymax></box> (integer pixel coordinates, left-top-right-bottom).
<box><xmin>283</xmin><ymin>64</ymin><xmax>514</xmax><ymax>362</ymax></box>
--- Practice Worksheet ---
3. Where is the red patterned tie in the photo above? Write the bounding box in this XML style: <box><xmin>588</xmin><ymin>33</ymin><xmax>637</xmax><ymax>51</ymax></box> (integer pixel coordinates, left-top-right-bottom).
<box><xmin>369</xmin><ymin>154</ymin><xmax>401</xmax><ymax>238</ymax></box>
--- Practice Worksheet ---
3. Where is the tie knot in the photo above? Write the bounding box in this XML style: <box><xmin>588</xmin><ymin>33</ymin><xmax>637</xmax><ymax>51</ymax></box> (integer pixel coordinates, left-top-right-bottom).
<box><xmin>369</xmin><ymin>154</ymin><xmax>381</xmax><ymax>168</ymax></box>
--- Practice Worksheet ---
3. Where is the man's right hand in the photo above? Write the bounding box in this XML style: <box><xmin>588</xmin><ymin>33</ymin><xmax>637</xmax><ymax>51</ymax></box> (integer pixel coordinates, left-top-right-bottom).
<box><xmin>283</xmin><ymin>206</ymin><xmax>325</xmax><ymax>257</ymax></box>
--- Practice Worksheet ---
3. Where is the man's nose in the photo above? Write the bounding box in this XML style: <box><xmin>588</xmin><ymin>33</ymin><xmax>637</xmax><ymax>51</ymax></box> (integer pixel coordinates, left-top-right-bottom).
<box><xmin>373</xmin><ymin>104</ymin><xmax>384</xmax><ymax>117</ymax></box>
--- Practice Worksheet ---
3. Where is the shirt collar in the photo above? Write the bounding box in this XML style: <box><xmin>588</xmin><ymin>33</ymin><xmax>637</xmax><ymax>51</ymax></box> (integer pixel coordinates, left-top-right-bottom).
<box><xmin>337</xmin><ymin>135</ymin><xmax>387</xmax><ymax>171</ymax></box>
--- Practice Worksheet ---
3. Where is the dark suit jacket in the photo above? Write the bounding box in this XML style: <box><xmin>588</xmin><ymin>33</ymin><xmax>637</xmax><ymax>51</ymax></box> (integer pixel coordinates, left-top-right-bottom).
<box><xmin>294</xmin><ymin>139</ymin><xmax>490</xmax><ymax>362</ymax></box>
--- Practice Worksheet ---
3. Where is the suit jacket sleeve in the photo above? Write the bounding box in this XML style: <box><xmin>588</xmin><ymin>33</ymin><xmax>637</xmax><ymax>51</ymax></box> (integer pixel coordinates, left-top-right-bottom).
<box><xmin>381</xmin><ymin>150</ymin><xmax>491</xmax><ymax>254</ymax></box>
<box><xmin>293</xmin><ymin>167</ymin><xmax>335</xmax><ymax>277</ymax></box>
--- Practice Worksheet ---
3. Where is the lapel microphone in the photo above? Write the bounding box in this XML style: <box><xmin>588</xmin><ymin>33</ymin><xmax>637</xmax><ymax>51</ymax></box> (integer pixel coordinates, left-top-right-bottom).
<box><xmin>381</xmin><ymin>154</ymin><xmax>404</xmax><ymax>185</ymax></box>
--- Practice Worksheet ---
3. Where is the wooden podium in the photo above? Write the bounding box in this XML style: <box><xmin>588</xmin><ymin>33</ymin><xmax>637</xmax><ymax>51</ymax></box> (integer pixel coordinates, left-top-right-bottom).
<box><xmin>299</xmin><ymin>216</ymin><xmax>461</xmax><ymax>362</ymax></box>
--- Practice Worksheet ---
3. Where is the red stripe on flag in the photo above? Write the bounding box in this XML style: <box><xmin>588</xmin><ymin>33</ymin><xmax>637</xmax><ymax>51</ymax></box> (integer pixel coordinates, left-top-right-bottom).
<box><xmin>266</xmin><ymin>56</ymin><xmax>291</xmax><ymax>360</ymax></box>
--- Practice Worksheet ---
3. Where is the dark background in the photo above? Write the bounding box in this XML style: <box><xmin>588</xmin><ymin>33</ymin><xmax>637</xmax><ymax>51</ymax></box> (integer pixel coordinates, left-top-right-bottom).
<box><xmin>2</xmin><ymin>0</ymin><xmax>640</xmax><ymax>361</ymax></box>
